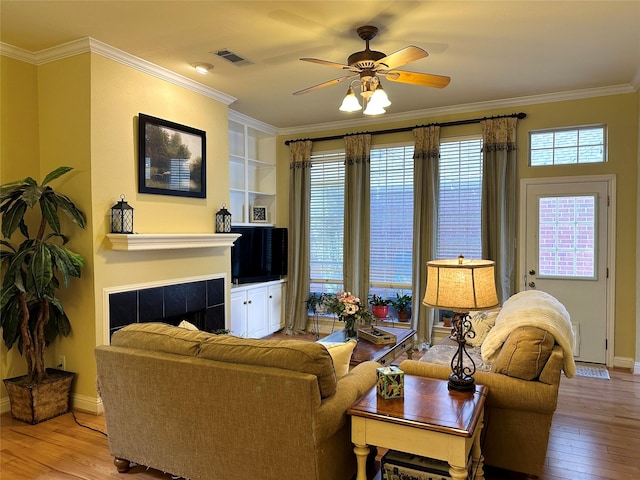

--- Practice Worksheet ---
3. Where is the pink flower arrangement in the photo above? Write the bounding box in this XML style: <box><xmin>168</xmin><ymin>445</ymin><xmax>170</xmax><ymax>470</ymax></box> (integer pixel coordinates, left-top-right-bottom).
<box><xmin>326</xmin><ymin>291</ymin><xmax>374</xmax><ymax>336</ymax></box>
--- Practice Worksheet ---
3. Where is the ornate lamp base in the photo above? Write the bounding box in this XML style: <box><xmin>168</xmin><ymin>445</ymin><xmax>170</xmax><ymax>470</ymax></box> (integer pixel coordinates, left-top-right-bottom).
<box><xmin>448</xmin><ymin>312</ymin><xmax>477</xmax><ymax>392</ymax></box>
<box><xmin>448</xmin><ymin>373</ymin><xmax>476</xmax><ymax>392</ymax></box>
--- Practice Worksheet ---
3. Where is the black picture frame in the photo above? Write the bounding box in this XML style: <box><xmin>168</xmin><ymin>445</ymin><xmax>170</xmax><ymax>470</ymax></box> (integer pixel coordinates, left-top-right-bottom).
<box><xmin>138</xmin><ymin>113</ymin><xmax>206</xmax><ymax>198</ymax></box>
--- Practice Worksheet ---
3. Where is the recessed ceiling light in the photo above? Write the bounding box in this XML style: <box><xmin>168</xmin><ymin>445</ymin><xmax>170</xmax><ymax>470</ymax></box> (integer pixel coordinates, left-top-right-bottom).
<box><xmin>193</xmin><ymin>63</ymin><xmax>213</xmax><ymax>74</ymax></box>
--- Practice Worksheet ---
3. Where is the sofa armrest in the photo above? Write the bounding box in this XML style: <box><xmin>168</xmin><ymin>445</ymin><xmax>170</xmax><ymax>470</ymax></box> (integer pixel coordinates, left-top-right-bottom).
<box><xmin>314</xmin><ymin>361</ymin><xmax>380</xmax><ymax>441</ymax></box>
<box><xmin>399</xmin><ymin>359</ymin><xmax>559</xmax><ymax>415</ymax></box>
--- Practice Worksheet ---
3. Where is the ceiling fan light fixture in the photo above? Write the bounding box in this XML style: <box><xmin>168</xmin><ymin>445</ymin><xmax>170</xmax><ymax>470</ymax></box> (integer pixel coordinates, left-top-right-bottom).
<box><xmin>193</xmin><ymin>63</ymin><xmax>213</xmax><ymax>74</ymax></box>
<box><xmin>370</xmin><ymin>82</ymin><xmax>391</xmax><ymax>108</ymax></box>
<box><xmin>363</xmin><ymin>101</ymin><xmax>386</xmax><ymax>116</ymax></box>
<box><xmin>339</xmin><ymin>86</ymin><xmax>362</xmax><ymax>112</ymax></box>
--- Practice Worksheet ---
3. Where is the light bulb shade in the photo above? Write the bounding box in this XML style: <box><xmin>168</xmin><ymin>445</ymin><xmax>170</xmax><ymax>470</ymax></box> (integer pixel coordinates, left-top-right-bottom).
<box><xmin>363</xmin><ymin>101</ymin><xmax>386</xmax><ymax>115</ymax></box>
<box><xmin>194</xmin><ymin>63</ymin><xmax>213</xmax><ymax>74</ymax></box>
<box><xmin>370</xmin><ymin>84</ymin><xmax>391</xmax><ymax>108</ymax></box>
<box><xmin>339</xmin><ymin>87</ymin><xmax>362</xmax><ymax>112</ymax></box>
<box><xmin>423</xmin><ymin>258</ymin><xmax>499</xmax><ymax>311</ymax></box>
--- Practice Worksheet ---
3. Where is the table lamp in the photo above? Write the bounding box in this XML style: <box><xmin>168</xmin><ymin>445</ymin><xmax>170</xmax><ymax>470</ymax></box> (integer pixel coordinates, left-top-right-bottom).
<box><xmin>423</xmin><ymin>255</ymin><xmax>499</xmax><ymax>391</ymax></box>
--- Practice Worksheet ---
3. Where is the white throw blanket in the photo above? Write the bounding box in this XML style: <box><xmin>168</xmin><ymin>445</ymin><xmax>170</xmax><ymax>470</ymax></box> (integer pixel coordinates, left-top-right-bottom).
<box><xmin>481</xmin><ymin>290</ymin><xmax>576</xmax><ymax>378</ymax></box>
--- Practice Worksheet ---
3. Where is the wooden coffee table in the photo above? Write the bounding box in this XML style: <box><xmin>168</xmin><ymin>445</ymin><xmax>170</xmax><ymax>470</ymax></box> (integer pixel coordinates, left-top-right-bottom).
<box><xmin>348</xmin><ymin>375</ymin><xmax>487</xmax><ymax>480</ymax></box>
<box><xmin>319</xmin><ymin>326</ymin><xmax>415</xmax><ymax>366</ymax></box>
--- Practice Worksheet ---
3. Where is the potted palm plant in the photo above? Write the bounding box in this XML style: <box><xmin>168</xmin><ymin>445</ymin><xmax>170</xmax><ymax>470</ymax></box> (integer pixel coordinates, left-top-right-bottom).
<box><xmin>391</xmin><ymin>293</ymin><xmax>412</xmax><ymax>321</ymax></box>
<box><xmin>1</xmin><ymin>166</ymin><xmax>86</xmax><ymax>424</ymax></box>
<box><xmin>368</xmin><ymin>294</ymin><xmax>391</xmax><ymax>320</ymax></box>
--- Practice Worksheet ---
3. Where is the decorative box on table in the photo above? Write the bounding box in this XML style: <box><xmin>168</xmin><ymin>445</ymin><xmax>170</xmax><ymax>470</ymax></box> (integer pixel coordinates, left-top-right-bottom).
<box><xmin>376</xmin><ymin>366</ymin><xmax>404</xmax><ymax>399</ymax></box>
<box><xmin>358</xmin><ymin>326</ymin><xmax>397</xmax><ymax>345</ymax></box>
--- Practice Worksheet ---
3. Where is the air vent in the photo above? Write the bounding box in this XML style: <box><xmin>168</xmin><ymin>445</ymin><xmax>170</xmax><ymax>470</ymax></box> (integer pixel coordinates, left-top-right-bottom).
<box><xmin>211</xmin><ymin>49</ymin><xmax>252</xmax><ymax>66</ymax></box>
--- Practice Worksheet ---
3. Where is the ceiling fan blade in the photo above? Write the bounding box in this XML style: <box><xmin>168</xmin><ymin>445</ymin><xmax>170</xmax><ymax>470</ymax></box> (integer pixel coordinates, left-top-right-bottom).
<box><xmin>300</xmin><ymin>57</ymin><xmax>353</xmax><ymax>70</ymax></box>
<box><xmin>384</xmin><ymin>70</ymin><xmax>451</xmax><ymax>88</ymax></box>
<box><xmin>293</xmin><ymin>75</ymin><xmax>357</xmax><ymax>95</ymax></box>
<box><xmin>374</xmin><ymin>46</ymin><xmax>428</xmax><ymax>70</ymax></box>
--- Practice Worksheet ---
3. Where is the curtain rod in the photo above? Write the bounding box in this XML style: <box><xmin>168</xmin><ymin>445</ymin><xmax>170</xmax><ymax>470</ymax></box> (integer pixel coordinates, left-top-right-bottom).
<box><xmin>284</xmin><ymin>112</ymin><xmax>527</xmax><ymax>145</ymax></box>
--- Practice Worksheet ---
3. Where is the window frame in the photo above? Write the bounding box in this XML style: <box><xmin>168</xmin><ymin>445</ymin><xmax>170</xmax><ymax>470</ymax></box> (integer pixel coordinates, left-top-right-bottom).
<box><xmin>529</xmin><ymin>124</ymin><xmax>607</xmax><ymax>167</ymax></box>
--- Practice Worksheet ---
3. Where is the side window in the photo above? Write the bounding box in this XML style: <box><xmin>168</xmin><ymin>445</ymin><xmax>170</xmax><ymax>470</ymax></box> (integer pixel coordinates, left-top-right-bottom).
<box><xmin>437</xmin><ymin>136</ymin><xmax>483</xmax><ymax>260</ymax></box>
<box><xmin>530</xmin><ymin>125</ymin><xmax>606</xmax><ymax>166</ymax></box>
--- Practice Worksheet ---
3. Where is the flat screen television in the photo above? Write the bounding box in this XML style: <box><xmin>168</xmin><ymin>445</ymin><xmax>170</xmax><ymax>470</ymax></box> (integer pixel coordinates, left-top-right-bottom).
<box><xmin>230</xmin><ymin>226</ymin><xmax>288</xmax><ymax>284</ymax></box>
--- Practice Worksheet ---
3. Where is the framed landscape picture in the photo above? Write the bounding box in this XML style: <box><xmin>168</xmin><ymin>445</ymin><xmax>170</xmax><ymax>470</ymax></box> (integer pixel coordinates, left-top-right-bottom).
<box><xmin>138</xmin><ymin>113</ymin><xmax>206</xmax><ymax>198</ymax></box>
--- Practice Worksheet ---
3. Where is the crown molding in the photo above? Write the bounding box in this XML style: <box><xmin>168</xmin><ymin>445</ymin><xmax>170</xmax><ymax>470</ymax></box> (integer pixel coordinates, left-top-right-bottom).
<box><xmin>0</xmin><ymin>38</ymin><xmax>236</xmax><ymax>106</ymax></box>
<box><xmin>277</xmin><ymin>83</ymin><xmax>638</xmax><ymax>136</ymax></box>
<box><xmin>229</xmin><ymin>110</ymin><xmax>277</xmax><ymax>135</ymax></box>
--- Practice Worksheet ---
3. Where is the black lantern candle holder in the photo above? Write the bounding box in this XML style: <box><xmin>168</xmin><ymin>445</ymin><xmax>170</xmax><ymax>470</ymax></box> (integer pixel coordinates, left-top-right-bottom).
<box><xmin>111</xmin><ymin>194</ymin><xmax>134</xmax><ymax>234</ymax></box>
<box><xmin>215</xmin><ymin>204</ymin><xmax>232</xmax><ymax>233</ymax></box>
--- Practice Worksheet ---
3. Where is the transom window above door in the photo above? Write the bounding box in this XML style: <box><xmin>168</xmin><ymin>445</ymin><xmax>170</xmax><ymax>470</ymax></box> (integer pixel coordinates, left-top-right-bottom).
<box><xmin>529</xmin><ymin>125</ymin><xmax>606</xmax><ymax>166</ymax></box>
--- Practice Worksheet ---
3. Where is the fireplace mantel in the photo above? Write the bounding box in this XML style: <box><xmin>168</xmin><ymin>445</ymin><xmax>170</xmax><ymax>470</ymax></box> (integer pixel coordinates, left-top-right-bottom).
<box><xmin>106</xmin><ymin>233</ymin><xmax>241</xmax><ymax>251</ymax></box>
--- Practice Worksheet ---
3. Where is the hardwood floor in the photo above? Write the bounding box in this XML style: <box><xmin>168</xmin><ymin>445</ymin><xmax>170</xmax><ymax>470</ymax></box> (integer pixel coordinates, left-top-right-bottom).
<box><xmin>2</xmin><ymin>342</ymin><xmax>639</xmax><ymax>479</ymax></box>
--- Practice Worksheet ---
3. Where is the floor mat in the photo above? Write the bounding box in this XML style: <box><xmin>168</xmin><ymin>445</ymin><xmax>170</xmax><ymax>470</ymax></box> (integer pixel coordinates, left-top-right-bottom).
<box><xmin>574</xmin><ymin>363</ymin><xmax>610</xmax><ymax>379</ymax></box>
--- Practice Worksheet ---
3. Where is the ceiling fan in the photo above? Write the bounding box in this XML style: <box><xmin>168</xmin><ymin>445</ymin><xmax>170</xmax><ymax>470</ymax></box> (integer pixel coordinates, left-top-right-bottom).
<box><xmin>293</xmin><ymin>25</ymin><xmax>450</xmax><ymax>113</ymax></box>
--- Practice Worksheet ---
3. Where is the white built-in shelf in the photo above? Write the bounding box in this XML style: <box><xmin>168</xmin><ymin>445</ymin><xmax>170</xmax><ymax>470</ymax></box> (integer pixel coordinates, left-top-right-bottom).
<box><xmin>106</xmin><ymin>233</ymin><xmax>241</xmax><ymax>251</ymax></box>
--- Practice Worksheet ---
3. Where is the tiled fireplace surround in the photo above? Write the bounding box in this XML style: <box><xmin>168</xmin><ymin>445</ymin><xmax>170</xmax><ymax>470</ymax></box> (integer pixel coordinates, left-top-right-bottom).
<box><xmin>107</xmin><ymin>275</ymin><xmax>225</xmax><ymax>338</ymax></box>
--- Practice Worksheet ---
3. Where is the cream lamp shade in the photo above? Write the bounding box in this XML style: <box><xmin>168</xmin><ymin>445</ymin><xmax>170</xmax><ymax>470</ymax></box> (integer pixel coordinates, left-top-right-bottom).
<box><xmin>423</xmin><ymin>258</ymin><xmax>499</xmax><ymax>312</ymax></box>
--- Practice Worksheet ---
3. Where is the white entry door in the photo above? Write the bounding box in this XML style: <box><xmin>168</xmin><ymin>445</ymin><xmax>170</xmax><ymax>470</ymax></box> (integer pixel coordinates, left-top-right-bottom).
<box><xmin>522</xmin><ymin>177</ymin><xmax>612</xmax><ymax>364</ymax></box>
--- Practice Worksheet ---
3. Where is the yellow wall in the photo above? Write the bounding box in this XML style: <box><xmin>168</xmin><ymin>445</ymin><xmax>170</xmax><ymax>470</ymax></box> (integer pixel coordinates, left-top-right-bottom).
<box><xmin>1</xmin><ymin>52</ymin><xmax>232</xmax><ymax>409</ymax></box>
<box><xmin>277</xmin><ymin>93</ymin><xmax>639</xmax><ymax>362</ymax></box>
<box><xmin>0</xmin><ymin>56</ymin><xmax>41</xmax><ymax>380</ymax></box>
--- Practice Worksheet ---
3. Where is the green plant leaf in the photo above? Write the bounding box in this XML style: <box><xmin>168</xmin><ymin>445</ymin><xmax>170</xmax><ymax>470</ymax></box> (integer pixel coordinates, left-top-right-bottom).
<box><xmin>40</xmin><ymin>195</ymin><xmax>60</xmax><ymax>234</ymax></box>
<box><xmin>53</xmin><ymin>193</ymin><xmax>87</xmax><ymax>229</ymax></box>
<box><xmin>29</xmin><ymin>245</ymin><xmax>53</xmax><ymax>298</ymax></box>
<box><xmin>41</xmin><ymin>166</ymin><xmax>73</xmax><ymax>186</ymax></box>
<box><xmin>0</xmin><ymin>295</ymin><xmax>22</xmax><ymax>350</ymax></box>
<box><xmin>1</xmin><ymin>201</ymin><xmax>27</xmax><ymax>238</ymax></box>
<box><xmin>20</xmin><ymin>184</ymin><xmax>44</xmax><ymax>208</ymax></box>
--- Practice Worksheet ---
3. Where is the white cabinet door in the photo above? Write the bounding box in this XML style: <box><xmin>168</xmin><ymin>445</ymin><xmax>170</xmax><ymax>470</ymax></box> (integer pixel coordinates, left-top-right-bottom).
<box><xmin>268</xmin><ymin>282</ymin><xmax>285</xmax><ymax>333</ymax></box>
<box><xmin>230</xmin><ymin>290</ymin><xmax>248</xmax><ymax>337</ymax></box>
<box><xmin>246</xmin><ymin>286</ymin><xmax>269</xmax><ymax>338</ymax></box>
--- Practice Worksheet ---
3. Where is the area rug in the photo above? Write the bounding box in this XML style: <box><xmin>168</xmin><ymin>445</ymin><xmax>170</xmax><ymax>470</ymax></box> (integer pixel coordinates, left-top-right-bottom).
<box><xmin>574</xmin><ymin>363</ymin><xmax>610</xmax><ymax>379</ymax></box>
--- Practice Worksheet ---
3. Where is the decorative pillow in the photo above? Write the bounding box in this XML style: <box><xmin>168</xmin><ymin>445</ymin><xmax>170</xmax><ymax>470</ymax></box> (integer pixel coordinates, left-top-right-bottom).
<box><xmin>178</xmin><ymin>319</ymin><xmax>199</xmax><ymax>330</ymax></box>
<box><xmin>466</xmin><ymin>310</ymin><xmax>499</xmax><ymax>347</ymax></box>
<box><xmin>323</xmin><ymin>340</ymin><xmax>357</xmax><ymax>379</ymax></box>
<box><xmin>491</xmin><ymin>326</ymin><xmax>554</xmax><ymax>380</ymax></box>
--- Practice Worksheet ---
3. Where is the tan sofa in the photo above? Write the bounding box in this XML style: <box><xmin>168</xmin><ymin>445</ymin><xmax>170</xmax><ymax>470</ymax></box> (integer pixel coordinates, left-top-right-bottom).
<box><xmin>400</xmin><ymin>290</ymin><xmax>575</xmax><ymax>478</ymax></box>
<box><xmin>95</xmin><ymin>323</ymin><xmax>379</xmax><ymax>480</ymax></box>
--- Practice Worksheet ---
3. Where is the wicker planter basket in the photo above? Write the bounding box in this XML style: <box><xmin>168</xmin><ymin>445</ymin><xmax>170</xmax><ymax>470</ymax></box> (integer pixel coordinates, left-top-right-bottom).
<box><xmin>3</xmin><ymin>368</ymin><xmax>75</xmax><ymax>424</ymax></box>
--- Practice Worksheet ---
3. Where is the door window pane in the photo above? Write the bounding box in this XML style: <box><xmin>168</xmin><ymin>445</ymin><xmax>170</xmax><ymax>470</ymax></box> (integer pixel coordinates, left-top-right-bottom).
<box><xmin>538</xmin><ymin>195</ymin><xmax>596</xmax><ymax>278</ymax></box>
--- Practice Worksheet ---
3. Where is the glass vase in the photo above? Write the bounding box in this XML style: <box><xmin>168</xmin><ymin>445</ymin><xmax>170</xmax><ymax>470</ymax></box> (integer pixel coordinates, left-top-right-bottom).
<box><xmin>343</xmin><ymin>318</ymin><xmax>358</xmax><ymax>339</ymax></box>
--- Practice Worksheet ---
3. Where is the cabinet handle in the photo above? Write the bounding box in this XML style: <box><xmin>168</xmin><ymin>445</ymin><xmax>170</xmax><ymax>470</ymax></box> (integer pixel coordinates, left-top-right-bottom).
<box><xmin>248</xmin><ymin>300</ymin><xmax>252</xmax><ymax>304</ymax></box>
<box><xmin>243</xmin><ymin>301</ymin><xmax>247</xmax><ymax>305</ymax></box>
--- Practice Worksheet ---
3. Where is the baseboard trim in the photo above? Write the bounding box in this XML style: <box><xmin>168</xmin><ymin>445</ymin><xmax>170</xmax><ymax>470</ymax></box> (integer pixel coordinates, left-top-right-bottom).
<box><xmin>613</xmin><ymin>356</ymin><xmax>635</xmax><ymax>372</ymax></box>
<box><xmin>73</xmin><ymin>393</ymin><xmax>104</xmax><ymax>415</ymax></box>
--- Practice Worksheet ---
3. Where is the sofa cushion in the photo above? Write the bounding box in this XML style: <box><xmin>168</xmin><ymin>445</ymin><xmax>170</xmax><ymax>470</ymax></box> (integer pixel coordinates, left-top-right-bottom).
<box><xmin>466</xmin><ymin>310</ymin><xmax>499</xmax><ymax>347</ymax></box>
<box><xmin>491</xmin><ymin>326</ymin><xmax>555</xmax><ymax>380</ymax></box>
<box><xmin>197</xmin><ymin>335</ymin><xmax>338</xmax><ymax>398</ymax></box>
<box><xmin>110</xmin><ymin>322</ymin><xmax>215</xmax><ymax>356</ymax></box>
<box><xmin>323</xmin><ymin>340</ymin><xmax>357</xmax><ymax>379</ymax></box>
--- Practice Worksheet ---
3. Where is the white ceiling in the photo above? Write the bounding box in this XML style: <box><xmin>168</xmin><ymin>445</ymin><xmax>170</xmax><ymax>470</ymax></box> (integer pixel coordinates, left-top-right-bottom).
<box><xmin>2</xmin><ymin>1</ymin><xmax>639</xmax><ymax>130</ymax></box>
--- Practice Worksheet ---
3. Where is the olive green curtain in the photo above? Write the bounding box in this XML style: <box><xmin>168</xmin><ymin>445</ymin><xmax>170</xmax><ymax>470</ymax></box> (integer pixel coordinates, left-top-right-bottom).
<box><xmin>343</xmin><ymin>134</ymin><xmax>371</xmax><ymax>301</ymax></box>
<box><xmin>285</xmin><ymin>140</ymin><xmax>313</xmax><ymax>334</ymax></box>
<box><xmin>481</xmin><ymin>117</ymin><xmax>518</xmax><ymax>303</ymax></box>
<box><xmin>411</xmin><ymin>126</ymin><xmax>440</xmax><ymax>349</ymax></box>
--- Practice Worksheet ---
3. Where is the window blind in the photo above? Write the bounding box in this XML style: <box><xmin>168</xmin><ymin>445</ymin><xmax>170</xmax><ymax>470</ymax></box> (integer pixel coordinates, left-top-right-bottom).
<box><xmin>369</xmin><ymin>146</ymin><xmax>414</xmax><ymax>292</ymax></box>
<box><xmin>437</xmin><ymin>137</ymin><xmax>483</xmax><ymax>260</ymax></box>
<box><xmin>309</xmin><ymin>153</ymin><xmax>345</xmax><ymax>293</ymax></box>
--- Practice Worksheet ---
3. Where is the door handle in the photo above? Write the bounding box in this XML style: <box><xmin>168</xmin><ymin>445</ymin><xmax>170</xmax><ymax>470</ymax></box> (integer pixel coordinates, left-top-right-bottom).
<box><xmin>529</xmin><ymin>269</ymin><xmax>536</xmax><ymax>276</ymax></box>
<box><xmin>528</xmin><ymin>281</ymin><xmax>536</xmax><ymax>288</ymax></box>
